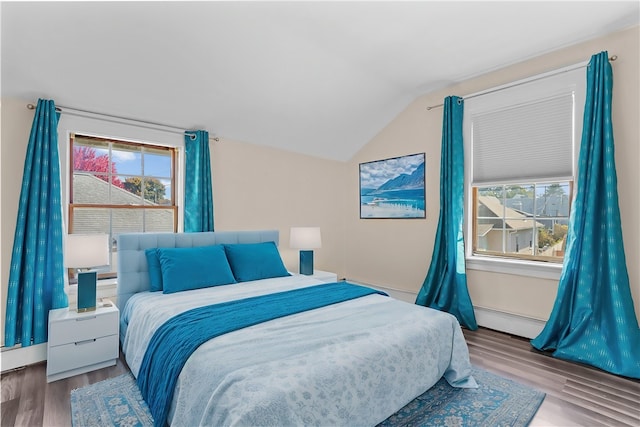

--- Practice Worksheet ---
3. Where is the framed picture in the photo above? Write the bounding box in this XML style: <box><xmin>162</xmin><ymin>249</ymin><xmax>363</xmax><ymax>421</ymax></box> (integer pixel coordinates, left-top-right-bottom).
<box><xmin>359</xmin><ymin>153</ymin><xmax>425</xmax><ymax>219</ymax></box>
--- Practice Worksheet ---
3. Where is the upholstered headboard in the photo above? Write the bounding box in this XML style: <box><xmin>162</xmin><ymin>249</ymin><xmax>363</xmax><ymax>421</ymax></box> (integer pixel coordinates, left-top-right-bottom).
<box><xmin>116</xmin><ymin>230</ymin><xmax>279</xmax><ymax>311</ymax></box>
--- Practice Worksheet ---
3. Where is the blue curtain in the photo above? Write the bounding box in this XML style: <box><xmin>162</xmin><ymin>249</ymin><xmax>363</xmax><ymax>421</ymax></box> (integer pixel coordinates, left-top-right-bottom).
<box><xmin>5</xmin><ymin>99</ymin><xmax>67</xmax><ymax>347</ymax></box>
<box><xmin>531</xmin><ymin>52</ymin><xmax>640</xmax><ymax>379</ymax></box>
<box><xmin>415</xmin><ymin>96</ymin><xmax>478</xmax><ymax>330</ymax></box>
<box><xmin>184</xmin><ymin>130</ymin><xmax>214</xmax><ymax>232</ymax></box>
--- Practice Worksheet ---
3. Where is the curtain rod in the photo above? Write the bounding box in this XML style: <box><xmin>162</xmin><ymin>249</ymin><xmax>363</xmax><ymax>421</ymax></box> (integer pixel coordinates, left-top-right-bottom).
<box><xmin>26</xmin><ymin>103</ymin><xmax>220</xmax><ymax>142</ymax></box>
<box><xmin>426</xmin><ymin>54</ymin><xmax>618</xmax><ymax>111</ymax></box>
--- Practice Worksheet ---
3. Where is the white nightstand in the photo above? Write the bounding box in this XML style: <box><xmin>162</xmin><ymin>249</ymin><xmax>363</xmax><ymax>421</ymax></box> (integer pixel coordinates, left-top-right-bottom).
<box><xmin>308</xmin><ymin>270</ymin><xmax>338</xmax><ymax>283</ymax></box>
<box><xmin>46</xmin><ymin>303</ymin><xmax>119</xmax><ymax>383</ymax></box>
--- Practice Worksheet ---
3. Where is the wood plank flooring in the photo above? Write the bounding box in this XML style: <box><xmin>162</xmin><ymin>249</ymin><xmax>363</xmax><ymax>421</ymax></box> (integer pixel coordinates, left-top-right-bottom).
<box><xmin>463</xmin><ymin>327</ymin><xmax>640</xmax><ymax>427</ymax></box>
<box><xmin>1</xmin><ymin>327</ymin><xmax>638</xmax><ymax>426</ymax></box>
<box><xmin>1</xmin><ymin>354</ymin><xmax>129</xmax><ymax>427</ymax></box>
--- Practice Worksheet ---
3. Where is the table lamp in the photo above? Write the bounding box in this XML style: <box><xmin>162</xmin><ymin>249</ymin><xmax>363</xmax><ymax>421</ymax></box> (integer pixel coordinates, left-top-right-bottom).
<box><xmin>290</xmin><ymin>227</ymin><xmax>321</xmax><ymax>275</ymax></box>
<box><xmin>65</xmin><ymin>234</ymin><xmax>110</xmax><ymax>312</ymax></box>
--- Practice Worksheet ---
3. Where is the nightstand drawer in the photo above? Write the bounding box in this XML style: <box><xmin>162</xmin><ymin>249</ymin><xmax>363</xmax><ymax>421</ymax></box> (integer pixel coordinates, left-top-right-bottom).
<box><xmin>47</xmin><ymin>334</ymin><xmax>119</xmax><ymax>375</ymax></box>
<box><xmin>49</xmin><ymin>311</ymin><xmax>118</xmax><ymax>346</ymax></box>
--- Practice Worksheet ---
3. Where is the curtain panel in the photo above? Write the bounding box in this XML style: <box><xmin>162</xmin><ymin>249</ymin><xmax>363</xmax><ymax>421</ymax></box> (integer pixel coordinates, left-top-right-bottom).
<box><xmin>184</xmin><ymin>130</ymin><xmax>214</xmax><ymax>232</ymax></box>
<box><xmin>5</xmin><ymin>99</ymin><xmax>68</xmax><ymax>347</ymax></box>
<box><xmin>531</xmin><ymin>52</ymin><xmax>640</xmax><ymax>379</ymax></box>
<box><xmin>415</xmin><ymin>96</ymin><xmax>478</xmax><ymax>331</ymax></box>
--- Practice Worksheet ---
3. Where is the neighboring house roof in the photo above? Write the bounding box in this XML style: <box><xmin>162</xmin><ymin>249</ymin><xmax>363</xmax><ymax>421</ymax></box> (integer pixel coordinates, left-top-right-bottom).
<box><xmin>72</xmin><ymin>173</ymin><xmax>173</xmax><ymax>235</ymax></box>
<box><xmin>74</xmin><ymin>172</ymin><xmax>169</xmax><ymax>205</ymax></box>
<box><xmin>478</xmin><ymin>195</ymin><xmax>544</xmax><ymax>231</ymax></box>
<box><xmin>476</xmin><ymin>223</ymin><xmax>493</xmax><ymax>237</ymax></box>
<box><xmin>507</xmin><ymin>194</ymin><xmax>570</xmax><ymax>217</ymax></box>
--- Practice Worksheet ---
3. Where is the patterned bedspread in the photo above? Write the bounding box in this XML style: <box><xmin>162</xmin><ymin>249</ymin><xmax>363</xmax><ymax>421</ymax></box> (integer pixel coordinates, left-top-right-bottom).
<box><xmin>122</xmin><ymin>275</ymin><xmax>476</xmax><ymax>426</ymax></box>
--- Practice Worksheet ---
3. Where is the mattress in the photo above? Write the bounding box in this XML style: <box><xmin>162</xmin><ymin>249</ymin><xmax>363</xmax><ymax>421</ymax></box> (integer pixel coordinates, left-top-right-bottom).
<box><xmin>121</xmin><ymin>274</ymin><xmax>476</xmax><ymax>426</ymax></box>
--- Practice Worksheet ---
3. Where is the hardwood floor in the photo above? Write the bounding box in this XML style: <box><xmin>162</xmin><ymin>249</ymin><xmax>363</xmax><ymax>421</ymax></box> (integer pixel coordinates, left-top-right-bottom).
<box><xmin>1</xmin><ymin>327</ymin><xmax>638</xmax><ymax>426</ymax></box>
<box><xmin>463</xmin><ymin>328</ymin><xmax>640</xmax><ymax>427</ymax></box>
<box><xmin>1</xmin><ymin>354</ymin><xmax>129</xmax><ymax>427</ymax></box>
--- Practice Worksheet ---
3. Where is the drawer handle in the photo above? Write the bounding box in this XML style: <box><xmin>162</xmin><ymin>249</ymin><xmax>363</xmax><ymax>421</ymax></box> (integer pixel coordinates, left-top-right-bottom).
<box><xmin>75</xmin><ymin>316</ymin><xmax>97</xmax><ymax>322</ymax></box>
<box><xmin>75</xmin><ymin>339</ymin><xmax>97</xmax><ymax>345</ymax></box>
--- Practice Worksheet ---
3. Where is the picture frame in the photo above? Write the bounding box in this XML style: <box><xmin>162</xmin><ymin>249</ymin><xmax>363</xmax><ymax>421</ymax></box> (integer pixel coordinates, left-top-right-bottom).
<box><xmin>359</xmin><ymin>153</ymin><xmax>426</xmax><ymax>219</ymax></box>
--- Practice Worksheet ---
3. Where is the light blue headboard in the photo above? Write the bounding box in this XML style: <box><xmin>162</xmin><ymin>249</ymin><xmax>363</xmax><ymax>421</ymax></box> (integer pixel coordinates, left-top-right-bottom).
<box><xmin>116</xmin><ymin>230</ymin><xmax>279</xmax><ymax>312</ymax></box>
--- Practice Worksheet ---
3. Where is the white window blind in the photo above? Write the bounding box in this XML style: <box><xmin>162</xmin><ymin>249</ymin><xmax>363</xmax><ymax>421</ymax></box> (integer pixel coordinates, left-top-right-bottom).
<box><xmin>472</xmin><ymin>93</ymin><xmax>574</xmax><ymax>184</ymax></box>
<box><xmin>465</xmin><ymin>66</ymin><xmax>585</xmax><ymax>186</ymax></box>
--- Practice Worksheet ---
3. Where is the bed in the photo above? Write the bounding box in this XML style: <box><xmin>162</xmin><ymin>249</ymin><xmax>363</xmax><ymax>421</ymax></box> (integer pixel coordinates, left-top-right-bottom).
<box><xmin>117</xmin><ymin>230</ymin><xmax>476</xmax><ymax>427</ymax></box>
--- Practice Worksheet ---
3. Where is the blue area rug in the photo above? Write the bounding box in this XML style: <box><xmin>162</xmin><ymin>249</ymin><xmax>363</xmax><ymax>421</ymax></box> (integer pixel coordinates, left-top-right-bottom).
<box><xmin>70</xmin><ymin>373</ymin><xmax>153</xmax><ymax>427</ymax></box>
<box><xmin>70</xmin><ymin>367</ymin><xmax>544</xmax><ymax>427</ymax></box>
<box><xmin>378</xmin><ymin>367</ymin><xmax>545</xmax><ymax>427</ymax></box>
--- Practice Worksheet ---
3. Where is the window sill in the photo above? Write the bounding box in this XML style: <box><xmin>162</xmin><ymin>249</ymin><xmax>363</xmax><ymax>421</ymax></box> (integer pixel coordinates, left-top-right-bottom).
<box><xmin>466</xmin><ymin>256</ymin><xmax>562</xmax><ymax>280</ymax></box>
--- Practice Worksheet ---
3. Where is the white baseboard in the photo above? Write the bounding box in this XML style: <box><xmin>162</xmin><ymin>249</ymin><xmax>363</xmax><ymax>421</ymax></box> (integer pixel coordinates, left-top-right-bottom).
<box><xmin>473</xmin><ymin>306</ymin><xmax>546</xmax><ymax>339</ymax></box>
<box><xmin>1</xmin><ymin>343</ymin><xmax>47</xmax><ymax>373</ymax></box>
<box><xmin>349</xmin><ymin>279</ymin><xmax>546</xmax><ymax>339</ymax></box>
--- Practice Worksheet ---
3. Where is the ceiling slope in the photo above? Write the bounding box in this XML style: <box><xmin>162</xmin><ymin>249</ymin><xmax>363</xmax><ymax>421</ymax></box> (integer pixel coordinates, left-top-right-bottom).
<box><xmin>2</xmin><ymin>1</ymin><xmax>638</xmax><ymax>161</ymax></box>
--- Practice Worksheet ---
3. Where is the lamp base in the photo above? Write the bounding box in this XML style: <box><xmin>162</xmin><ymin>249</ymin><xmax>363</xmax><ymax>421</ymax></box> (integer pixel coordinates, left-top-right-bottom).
<box><xmin>77</xmin><ymin>271</ymin><xmax>97</xmax><ymax>312</ymax></box>
<box><xmin>299</xmin><ymin>250</ymin><xmax>314</xmax><ymax>275</ymax></box>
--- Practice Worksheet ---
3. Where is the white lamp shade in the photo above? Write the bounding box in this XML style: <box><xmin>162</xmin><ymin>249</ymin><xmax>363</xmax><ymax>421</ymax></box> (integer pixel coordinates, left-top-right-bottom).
<box><xmin>64</xmin><ymin>234</ymin><xmax>110</xmax><ymax>269</ymax></box>
<box><xmin>290</xmin><ymin>227</ymin><xmax>322</xmax><ymax>250</ymax></box>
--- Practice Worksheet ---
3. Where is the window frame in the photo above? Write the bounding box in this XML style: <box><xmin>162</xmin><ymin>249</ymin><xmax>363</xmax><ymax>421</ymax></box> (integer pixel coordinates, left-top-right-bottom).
<box><xmin>57</xmin><ymin>111</ymin><xmax>186</xmax><ymax>283</ymax></box>
<box><xmin>68</xmin><ymin>134</ymin><xmax>178</xmax><ymax>279</ymax></box>
<box><xmin>463</xmin><ymin>63</ymin><xmax>586</xmax><ymax>279</ymax></box>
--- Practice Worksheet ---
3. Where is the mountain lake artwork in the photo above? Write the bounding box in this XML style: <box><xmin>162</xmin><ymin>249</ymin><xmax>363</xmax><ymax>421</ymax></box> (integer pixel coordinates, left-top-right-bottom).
<box><xmin>359</xmin><ymin>153</ymin><xmax>425</xmax><ymax>219</ymax></box>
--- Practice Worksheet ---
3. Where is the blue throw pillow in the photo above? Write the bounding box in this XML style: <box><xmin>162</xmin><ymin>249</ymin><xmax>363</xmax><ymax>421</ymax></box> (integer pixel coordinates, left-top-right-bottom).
<box><xmin>145</xmin><ymin>248</ymin><xmax>163</xmax><ymax>292</ymax></box>
<box><xmin>158</xmin><ymin>245</ymin><xmax>237</xmax><ymax>294</ymax></box>
<box><xmin>224</xmin><ymin>241</ymin><xmax>290</xmax><ymax>282</ymax></box>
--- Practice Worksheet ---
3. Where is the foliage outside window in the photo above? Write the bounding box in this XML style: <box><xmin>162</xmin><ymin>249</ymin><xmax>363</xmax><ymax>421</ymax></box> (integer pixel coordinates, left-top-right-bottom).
<box><xmin>69</xmin><ymin>134</ymin><xmax>177</xmax><ymax>277</ymax></box>
<box><xmin>473</xmin><ymin>182</ymin><xmax>571</xmax><ymax>263</ymax></box>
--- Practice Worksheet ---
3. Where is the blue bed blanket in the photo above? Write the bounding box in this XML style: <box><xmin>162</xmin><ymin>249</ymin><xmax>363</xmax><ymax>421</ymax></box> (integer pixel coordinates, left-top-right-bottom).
<box><xmin>137</xmin><ymin>282</ymin><xmax>387</xmax><ymax>427</ymax></box>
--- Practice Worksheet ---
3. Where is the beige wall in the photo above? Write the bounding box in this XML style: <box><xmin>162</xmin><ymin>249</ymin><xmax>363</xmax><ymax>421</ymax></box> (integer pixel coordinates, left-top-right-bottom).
<box><xmin>2</xmin><ymin>26</ymin><xmax>638</xmax><ymax>349</ymax></box>
<box><xmin>346</xmin><ymin>25</ymin><xmax>640</xmax><ymax>321</ymax></box>
<box><xmin>211</xmin><ymin>137</ymin><xmax>347</xmax><ymax>276</ymax></box>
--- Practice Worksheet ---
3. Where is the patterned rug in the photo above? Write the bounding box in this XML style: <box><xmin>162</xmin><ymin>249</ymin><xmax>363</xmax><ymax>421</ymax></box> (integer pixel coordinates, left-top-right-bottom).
<box><xmin>378</xmin><ymin>367</ymin><xmax>545</xmax><ymax>427</ymax></box>
<box><xmin>70</xmin><ymin>367</ymin><xmax>544</xmax><ymax>427</ymax></box>
<box><xmin>70</xmin><ymin>374</ymin><xmax>152</xmax><ymax>427</ymax></box>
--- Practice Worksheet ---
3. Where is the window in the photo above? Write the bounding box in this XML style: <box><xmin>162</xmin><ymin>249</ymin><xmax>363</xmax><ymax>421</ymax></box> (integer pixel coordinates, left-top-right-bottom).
<box><xmin>69</xmin><ymin>134</ymin><xmax>177</xmax><ymax>276</ymax></box>
<box><xmin>474</xmin><ymin>182</ymin><xmax>571</xmax><ymax>262</ymax></box>
<box><xmin>465</xmin><ymin>66</ymin><xmax>585</xmax><ymax>268</ymax></box>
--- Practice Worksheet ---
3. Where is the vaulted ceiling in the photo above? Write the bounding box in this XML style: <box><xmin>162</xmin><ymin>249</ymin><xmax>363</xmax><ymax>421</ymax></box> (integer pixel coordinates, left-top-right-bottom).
<box><xmin>2</xmin><ymin>1</ymin><xmax>638</xmax><ymax>161</ymax></box>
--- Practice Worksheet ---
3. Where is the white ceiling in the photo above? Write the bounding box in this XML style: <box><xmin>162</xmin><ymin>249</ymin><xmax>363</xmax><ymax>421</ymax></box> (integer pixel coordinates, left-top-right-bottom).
<box><xmin>2</xmin><ymin>1</ymin><xmax>638</xmax><ymax>161</ymax></box>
